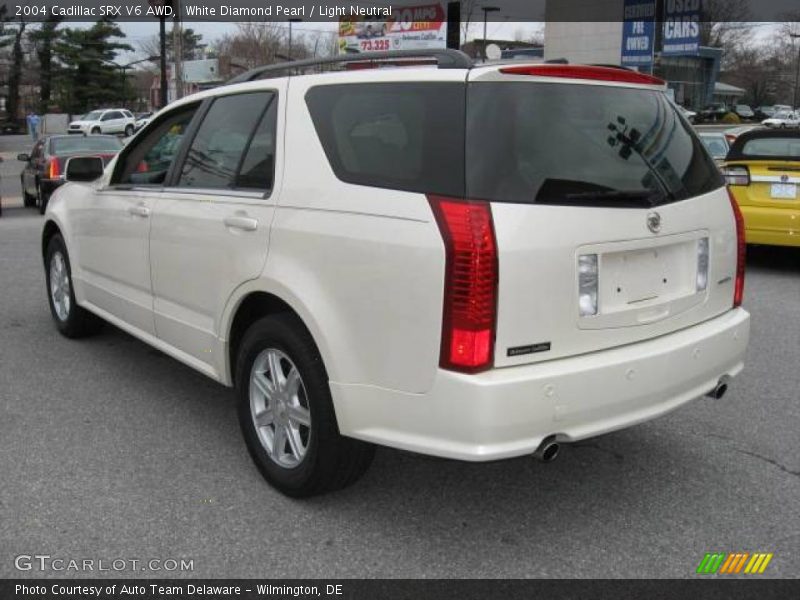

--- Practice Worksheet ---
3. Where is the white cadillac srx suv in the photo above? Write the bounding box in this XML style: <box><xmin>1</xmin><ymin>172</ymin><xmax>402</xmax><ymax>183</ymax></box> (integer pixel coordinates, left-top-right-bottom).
<box><xmin>41</xmin><ymin>51</ymin><xmax>750</xmax><ymax>496</ymax></box>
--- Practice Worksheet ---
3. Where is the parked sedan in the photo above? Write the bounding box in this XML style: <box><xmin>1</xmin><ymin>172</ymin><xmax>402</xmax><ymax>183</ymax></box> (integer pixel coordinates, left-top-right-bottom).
<box><xmin>724</xmin><ymin>129</ymin><xmax>800</xmax><ymax>247</ymax></box>
<box><xmin>734</xmin><ymin>104</ymin><xmax>754</xmax><ymax>120</ymax></box>
<box><xmin>18</xmin><ymin>134</ymin><xmax>122</xmax><ymax>214</ymax></box>
<box><xmin>762</xmin><ymin>110</ymin><xmax>800</xmax><ymax>128</ymax></box>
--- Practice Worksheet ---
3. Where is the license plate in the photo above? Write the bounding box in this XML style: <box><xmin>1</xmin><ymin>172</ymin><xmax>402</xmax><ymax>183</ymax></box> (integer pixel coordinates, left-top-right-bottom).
<box><xmin>771</xmin><ymin>183</ymin><xmax>797</xmax><ymax>199</ymax></box>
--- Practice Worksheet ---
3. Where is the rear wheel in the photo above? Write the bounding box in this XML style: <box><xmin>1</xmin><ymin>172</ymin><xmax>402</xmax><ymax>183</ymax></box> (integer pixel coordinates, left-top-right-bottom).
<box><xmin>236</xmin><ymin>314</ymin><xmax>374</xmax><ymax>497</ymax></box>
<box><xmin>22</xmin><ymin>177</ymin><xmax>35</xmax><ymax>208</ymax></box>
<box><xmin>124</xmin><ymin>124</ymin><xmax>134</xmax><ymax>136</ymax></box>
<box><xmin>45</xmin><ymin>234</ymin><xmax>102</xmax><ymax>338</ymax></box>
<box><xmin>37</xmin><ymin>182</ymin><xmax>49</xmax><ymax>215</ymax></box>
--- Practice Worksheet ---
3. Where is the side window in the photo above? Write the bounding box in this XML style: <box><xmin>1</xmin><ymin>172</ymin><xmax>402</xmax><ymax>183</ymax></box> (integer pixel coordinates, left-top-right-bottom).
<box><xmin>177</xmin><ymin>92</ymin><xmax>274</xmax><ymax>190</ymax></box>
<box><xmin>236</xmin><ymin>98</ymin><xmax>277</xmax><ymax>190</ymax></box>
<box><xmin>305</xmin><ymin>83</ymin><xmax>465</xmax><ymax>197</ymax></box>
<box><xmin>112</xmin><ymin>103</ymin><xmax>199</xmax><ymax>186</ymax></box>
<box><xmin>100</xmin><ymin>112</ymin><xmax>114</xmax><ymax>121</ymax></box>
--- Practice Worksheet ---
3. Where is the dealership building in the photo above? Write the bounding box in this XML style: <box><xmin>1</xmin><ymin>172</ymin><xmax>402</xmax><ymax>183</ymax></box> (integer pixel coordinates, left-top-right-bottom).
<box><xmin>544</xmin><ymin>0</ymin><xmax>723</xmax><ymax>109</ymax></box>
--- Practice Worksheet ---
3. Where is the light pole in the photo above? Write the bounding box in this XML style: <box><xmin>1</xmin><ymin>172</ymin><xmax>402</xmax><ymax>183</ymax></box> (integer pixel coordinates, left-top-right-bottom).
<box><xmin>481</xmin><ymin>6</ymin><xmax>499</xmax><ymax>59</ymax></box>
<box><xmin>288</xmin><ymin>18</ymin><xmax>302</xmax><ymax>59</ymax></box>
<box><xmin>102</xmin><ymin>56</ymin><xmax>160</xmax><ymax>108</ymax></box>
<box><xmin>791</xmin><ymin>33</ymin><xmax>800</xmax><ymax>109</ymax></box>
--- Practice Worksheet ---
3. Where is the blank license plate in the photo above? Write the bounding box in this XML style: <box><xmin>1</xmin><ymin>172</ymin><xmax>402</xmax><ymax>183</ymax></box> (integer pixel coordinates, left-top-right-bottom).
<box><xmin>771</xmin><ymin>183</ymin><xmax>797</xmax><ymax>199</ymax></box>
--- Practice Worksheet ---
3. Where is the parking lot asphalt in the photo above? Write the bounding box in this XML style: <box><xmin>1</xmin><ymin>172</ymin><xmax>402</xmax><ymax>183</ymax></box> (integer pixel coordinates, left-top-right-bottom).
<box><xmin>0</xmin><ymin>134</ymin><xmax>799</xmax><ymax>578</ymax></box>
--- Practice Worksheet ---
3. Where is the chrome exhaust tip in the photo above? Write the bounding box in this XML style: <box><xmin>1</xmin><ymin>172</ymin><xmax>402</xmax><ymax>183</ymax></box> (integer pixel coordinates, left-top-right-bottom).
<box><xmin>533</xmin><ymin>437</ymin><xmax>560</xmax><ymax>463</ymax></box>
<box><xmin>706</xmin><ymin>376</ymin><xmax>730</xmax><ymax>400</ymax></box>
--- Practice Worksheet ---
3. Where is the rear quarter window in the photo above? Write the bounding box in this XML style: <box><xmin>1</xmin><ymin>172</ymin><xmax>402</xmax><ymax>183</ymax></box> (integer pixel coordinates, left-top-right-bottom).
<box><xmin>305</xmin><ymin>82</ymin><xmax>465</xmax><ymax>197</ymax></box>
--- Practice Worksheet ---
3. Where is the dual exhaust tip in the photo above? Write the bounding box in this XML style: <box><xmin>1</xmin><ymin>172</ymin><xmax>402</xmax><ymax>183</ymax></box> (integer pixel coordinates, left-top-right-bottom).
<box><xmin>533</xmin><ymin>376</ymin><xmax>731</xmax><ymax>463</ymax></box>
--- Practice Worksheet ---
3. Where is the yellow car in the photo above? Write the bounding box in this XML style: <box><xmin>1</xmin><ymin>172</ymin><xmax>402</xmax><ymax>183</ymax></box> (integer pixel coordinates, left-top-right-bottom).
<box><xmin>724</xmin><ymin>129</ymin><xmax>800</xmax><ymax>247</ymax></box>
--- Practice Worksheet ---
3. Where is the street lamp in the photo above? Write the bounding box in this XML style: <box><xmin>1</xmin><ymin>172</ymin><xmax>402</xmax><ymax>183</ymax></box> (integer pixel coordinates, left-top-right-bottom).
<box><xmin>791</xmin><ymin>33</ymin><xmax>800</xmax><ymax>109</ymax></box>
<box><xmin>481</xmin><ymin>6</ymin><xmax>500</xmax><ymax>59</ymax></box>
<box><xmin>101</xmin><ymin>56</ymin><xmax>160</xmax><ymax>107</ymax></box>
<box><xmin>288</xmin><ymin>18</ymin><xmax>302</xmax><ymax>60</ymax></box>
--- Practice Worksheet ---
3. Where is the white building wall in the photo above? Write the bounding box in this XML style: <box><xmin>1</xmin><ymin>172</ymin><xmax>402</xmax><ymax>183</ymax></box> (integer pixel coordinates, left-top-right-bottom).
<box><xmin>544</xmin><ymin>0</ymin><xmax>625</xmax><ymax>65</ymax></box>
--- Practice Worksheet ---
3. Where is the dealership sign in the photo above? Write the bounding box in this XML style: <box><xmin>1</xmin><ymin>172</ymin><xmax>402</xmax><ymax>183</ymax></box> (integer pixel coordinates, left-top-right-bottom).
<box><xmin>338</xmin><ymin>2</ymin><xmax>446</xmax><ymax>54</ymax></box>
<box><xmin>662</xmin><ymin>0</ymin><xmax>702</xmax><ymax>56</ymax></box>
<box><xmin>620</xmin><ymin>0</ymin><xmax>656</xmax><ymax>67</ymax></box>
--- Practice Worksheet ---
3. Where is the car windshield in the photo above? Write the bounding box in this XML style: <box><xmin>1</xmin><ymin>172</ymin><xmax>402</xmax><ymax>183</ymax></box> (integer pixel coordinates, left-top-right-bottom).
<box><xmin>773</xmin><ymin>112</ymin><xmax>792</xmax><ymax>119</ymax></box>
<box><xmin>82</xmin><ymin>111</ymin><xmax>104</xmax><ymax>121</ymax></box>
<box><xmin>466</xmin><ymin>82</ymin><xmax>723</xmax><ymax>208</ymax></box>
<box><xmin>51</xmin><ymin>136</ymin><xmax>122</xmax><ymax>154</ymax></box>
<box><xmin>740</xmin><ymin>137</ymin><xmax>800</xmax><ymax>158</ymax></box>
<box><xmin>699</xmin><ymin>135</ymin><xmax>728</xmax><ymax>159</ymax></box>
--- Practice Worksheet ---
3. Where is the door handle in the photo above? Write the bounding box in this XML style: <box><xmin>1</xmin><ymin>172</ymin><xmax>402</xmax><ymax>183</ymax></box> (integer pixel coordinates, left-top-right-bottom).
<box><xmin>224</xmin><ymin>215</ymin><xmax>258</xmax><ymax>231</ymax></box>
<box><xmin>128</xmin><ymin>203</ymin><xmax>150</xmax><ymax>218</ymax></box>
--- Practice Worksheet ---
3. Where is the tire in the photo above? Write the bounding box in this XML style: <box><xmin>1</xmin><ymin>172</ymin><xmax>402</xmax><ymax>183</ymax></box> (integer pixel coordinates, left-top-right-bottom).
<box><xmin>22</xmin><ymin>177</ymin><xmax>35</xmax><ymax>208</ymax></box>
<box><xmin>45</xmin><ymin>234</ymin><xmax>102</xmax><ymax>338</ymax></box>
<box><xmin>236</xmin><ymin>314</ymin><xmax>374</xmax><ymax>497</ymax></box>
<box><xmin>91</xmin><ymin>126</ymin><xmax>101</xmax><ymax>134</ymax></box>
<box><xmin>124</xmin><ymin>124</ymin><xmax>134</xmax><ymax>136</ymax></box>
<box><xmin>37</xmin><ymin>182</ymin><xmax>49</xmax><ymax>215</ymax></box>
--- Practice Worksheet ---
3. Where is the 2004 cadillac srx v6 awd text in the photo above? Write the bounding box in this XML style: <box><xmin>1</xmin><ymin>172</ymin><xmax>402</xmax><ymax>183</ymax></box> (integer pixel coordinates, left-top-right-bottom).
<box><xmin>40</xmin><ymin>51</ymin><xmax>750</xmax><ymax>496</ymax></box>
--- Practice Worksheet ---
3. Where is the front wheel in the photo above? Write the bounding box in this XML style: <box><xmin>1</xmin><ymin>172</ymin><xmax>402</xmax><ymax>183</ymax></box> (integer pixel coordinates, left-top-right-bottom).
<box><xmin>45</xmin><ymin>234</ymin><xmax>102</xmax><ymax>338</ymax></box>
<box><xmin>91</xmin><ymin>126</ymin><xmax>101</xmax><ymax>134</ymax></box>
<box><xmin>236</xmin><ymin>315</ymin><xmax>374</xmax><ymax>497</ymax></box>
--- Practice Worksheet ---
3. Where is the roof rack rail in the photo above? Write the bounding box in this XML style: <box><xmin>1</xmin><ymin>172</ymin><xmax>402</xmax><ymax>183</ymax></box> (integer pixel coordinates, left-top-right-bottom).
<box><xmin>226</xmin><ymin>49</ymin><xmax>474</xmax><ymax>84</ymax></box>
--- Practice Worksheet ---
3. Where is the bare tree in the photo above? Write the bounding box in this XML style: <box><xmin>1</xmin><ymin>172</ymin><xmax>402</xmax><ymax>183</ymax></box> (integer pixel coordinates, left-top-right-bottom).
<box><xmin>698</xmin><ymin>0</ymin><xmax>754</xmax><ymax>66</ymax></box>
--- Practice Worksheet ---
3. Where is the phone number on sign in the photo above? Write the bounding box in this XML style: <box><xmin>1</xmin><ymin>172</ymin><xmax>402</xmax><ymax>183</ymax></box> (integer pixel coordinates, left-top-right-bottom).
<box><xmin>15</xmin><ymin>5</ymin><xmax>157</xmax><ymax>17</ymax></box>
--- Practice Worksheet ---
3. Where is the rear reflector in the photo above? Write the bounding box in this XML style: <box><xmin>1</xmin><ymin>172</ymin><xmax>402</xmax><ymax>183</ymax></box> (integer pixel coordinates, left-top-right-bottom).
<box><xmin>727</xmin><ymin>188</ymin><xmax>746</xmax><ymax>308</ymax></box>
<box><xmin>428</xmin><ymin>195</ymin><xmax>498</xmax><ymax>373</ymax></box>
<box><xmin>499</xmin><ymin>65</ymin><xmax>665</xmax><ymax>86</ymax></box>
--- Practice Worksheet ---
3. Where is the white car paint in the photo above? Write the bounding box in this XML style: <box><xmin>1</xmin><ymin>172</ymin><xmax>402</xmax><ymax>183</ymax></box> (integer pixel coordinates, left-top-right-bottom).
<box><xmin>43</xmin><ymin>64</ymin><xmax>750</xmax><ymax>462</ymax></box>
<box><xmin>762</xmin><ymin>111</ymin><xmax>800</xmax><ymax>128</ymax></box>
<box><xmin>68</xmin><ymin>108</ymin><xmax>136</xmax><ymax>135</ymax></box>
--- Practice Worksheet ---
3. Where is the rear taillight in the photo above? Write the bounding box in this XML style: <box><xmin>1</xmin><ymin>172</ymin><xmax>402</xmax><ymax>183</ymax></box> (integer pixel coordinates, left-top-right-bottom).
<box><xmin>498</xmin><ymin>64</ymin><xmax>665</xmax><ymax>86</ymax></box>
<box><xmin>723</xmin><ymin>165</ymin><xmax>749</xmax><ymax>186</ymax></box>
<box><xmin>428</xmin><ymin>195</ymin><xmax>498</xmax><ymax>373</ymax></box>
<box><xmin>727</xmin><ymin>187</ymin><xmax>746</xmax><ymax>308</ymax></box>
<box><xmin>47</xmin><ymin>158</ymin><xmax>61</xmax><ymax>179</ymax></box>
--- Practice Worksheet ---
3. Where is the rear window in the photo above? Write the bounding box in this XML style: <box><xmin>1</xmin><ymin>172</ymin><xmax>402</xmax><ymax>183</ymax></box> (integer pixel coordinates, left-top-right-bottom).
<box><xmin>305</xmin><ymin>83</ymin><xmax>465</xmax><ymax>197</ymax></box>
<box><xmin>51</xmin><ymin>136</ymin><xmax>122</xmax><ymax>154</ymax></box>
<box><xmin>739</xmin><ymin>137</ymin><xmax>800</xmax><ymax>159</ymax></box>
<box><xmin>466</xmin><ymin>83</ymin><xmax>723</xmax><ymax>207</ymax></box>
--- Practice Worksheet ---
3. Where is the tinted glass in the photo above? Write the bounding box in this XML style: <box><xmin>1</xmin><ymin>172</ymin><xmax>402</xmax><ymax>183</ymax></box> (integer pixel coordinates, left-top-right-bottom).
<box><xmin>83</xmin><ymin>111</ymin><xmax>103</xmax><ymax>121</ymax></box>
<box><xmin>236</xmin><ymin>97</ymin><xmax>277</xmax><ymax>190</ymax></box>
<box><xmin>740</xmin><ymin>137</ymin><xmax>800</xmax><ymax>158</ymax></box>
<box><xmin>178</xmin><ymin>92</ymin><xmax>273</xmax><ymax>189</ymax></box>
<box><xmin>466</xmin><ymin>83</ymin><xmax>723</xmax><ymax>207</ymax></box>
<box><xmin>114</xmin><ymin>104</ymin><xmax>199</xmax><ymax>185</ymax></box>
<box><xmin>305</xmin><ymin>83</ymin><xmax>465</xmax><ymax>197</ymax></box>
<box><xmin>51</xmin><ymin>136</ymin><xmax>123</xmax><ymax>154</ymax></box>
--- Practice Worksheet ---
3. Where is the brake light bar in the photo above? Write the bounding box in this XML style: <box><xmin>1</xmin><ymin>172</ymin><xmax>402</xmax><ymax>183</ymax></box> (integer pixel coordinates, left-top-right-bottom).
<box><xmin>727</xmin><ymin>188</ymin><xmax>746</xmax><ymax>308</ymax></box>
<box><xmin>428</xmin><ymin>195</ymin><xmax>498</xmax><ymax>373</ymax></box>
<box><xmin>499</xmin><ymin>65</ymin><xmax>665</xmax><ymax>86</ymax></box>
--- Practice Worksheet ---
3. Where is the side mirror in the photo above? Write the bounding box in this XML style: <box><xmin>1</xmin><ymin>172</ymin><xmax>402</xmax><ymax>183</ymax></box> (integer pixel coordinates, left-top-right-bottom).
<box><xmin>64</xmin><ymin>156</ymin><xmax>105</xmax><ymax>182</ymax></box>
<box><xmin>17</xmin><ymin>153</ymin><xmax>29</xmax><ymax>162</ymax></box>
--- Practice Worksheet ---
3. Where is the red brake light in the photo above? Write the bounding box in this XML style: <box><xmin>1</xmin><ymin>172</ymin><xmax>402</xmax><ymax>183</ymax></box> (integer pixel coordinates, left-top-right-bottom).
<box><xmin>727</xmin><ymin>187</ymin><xmax>746</xmax><ymax>308</ymax></box>
<box><xmin>47</xmin><ymin>158</ymin><xmax>61</xmax><ymax>179</ymax></box>
<box><xmin>428</xmin><ymin>195</ymin><xmax>498</xmax><ymax>373</ymax></box>
<box><xmin>499</xmin><ymin>64</ymin><xmax>665</xmax><ymax>86</ymax></box>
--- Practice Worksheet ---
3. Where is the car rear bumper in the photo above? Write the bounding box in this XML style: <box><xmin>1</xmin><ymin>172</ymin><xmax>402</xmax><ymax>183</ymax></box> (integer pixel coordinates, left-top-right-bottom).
<box><xmin>741</xmin><ymin>205</ymin><xmax>800</xmax><ymax>247</ymax></box>
<box><xmin>331</xmin><ymin>308</ymin><xmax>750</xmax><ymax>461</ymax></box>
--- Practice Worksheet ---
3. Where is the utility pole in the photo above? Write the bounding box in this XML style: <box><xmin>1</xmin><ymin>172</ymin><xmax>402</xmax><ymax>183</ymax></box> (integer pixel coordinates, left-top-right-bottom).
<box><xmin>791</xmin><ymin>33</ymin><xmax>800</xmax><ymax>109</ymax></box>
<box><xmin>173</xmin><ymin>0</ymin><xmax>183</xmax><ymax>100</ymax></box>
<box><xmin>159</xmin><ymin>17</ymin><xmax>167</xmax><ymax>108</ymax></box>
<box><xmin>288</xmin><ymin>18</ymin><xmax>302</xmax><ymax>59</ymax></box>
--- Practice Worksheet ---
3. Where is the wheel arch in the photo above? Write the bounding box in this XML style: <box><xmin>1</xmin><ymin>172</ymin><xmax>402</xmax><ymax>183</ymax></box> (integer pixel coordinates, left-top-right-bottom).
<box><xmin>41</xmin><ymin>219</ymin><xmax>62</xmax><ymax>264</ymax></box>
<box><xmin>223</xmin><ymin>286</ymin><xmax>330</xmax><ymax>389</ymax></box>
